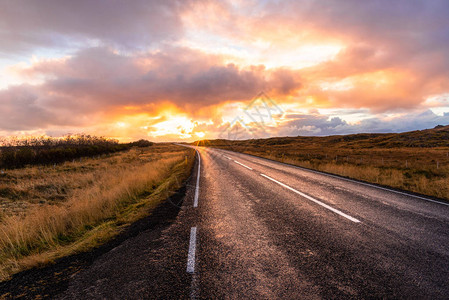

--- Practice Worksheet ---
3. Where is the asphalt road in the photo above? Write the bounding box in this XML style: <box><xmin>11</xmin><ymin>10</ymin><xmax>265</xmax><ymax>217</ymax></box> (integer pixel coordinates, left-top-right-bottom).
<box><xmin>58</xmin><ymin>146</ymin><xmax>449</xmax><ymax>299</ymax></box>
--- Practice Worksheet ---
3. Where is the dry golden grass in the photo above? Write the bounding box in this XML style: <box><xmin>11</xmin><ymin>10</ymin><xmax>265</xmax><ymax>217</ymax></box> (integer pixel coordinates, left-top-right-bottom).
<box><xmin>0</xmin><ymin>144</ymin><xmax>194</xmax><ymax>281</ymax></box>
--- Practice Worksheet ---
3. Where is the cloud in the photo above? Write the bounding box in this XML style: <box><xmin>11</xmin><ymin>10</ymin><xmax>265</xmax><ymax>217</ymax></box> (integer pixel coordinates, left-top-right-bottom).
<box><xmin>0</xmin><ymin>85</ymin><xmax>83</xmax><ymax>131</ymax></box>
<box><xmin>1</xmin><ymin>46</ymin><xmax>302</xmax><ymax>131</ymax></box>
<box><xmin>0</xmin><ymin>0</ymin><xmax>191</xmax><ymax>55</ymax></box>
<box><xmin>209</xmin><ymin>0</ymin><xmax>449</xmax><ymax>112</ymax></box>
<box><xmin>277</xmin><ymin>109</ymin><xmax>449</xmax><ymax>137</ymax></box>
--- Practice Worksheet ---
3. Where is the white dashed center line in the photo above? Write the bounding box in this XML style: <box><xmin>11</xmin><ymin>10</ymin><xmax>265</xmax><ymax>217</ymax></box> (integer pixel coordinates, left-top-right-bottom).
<box><xmin>193</xmin><ymin>150</ymin><xmax>200</xmax><ymax>208</ymax></box>
<box><xmin>233</xmin><ymin>160</ymin><xmax>253</xmax><ymax>170</ymax></box>
<box><xmin>260</xmin><ymin>174</ymin><xmax>361</xmax><ymax>223</ymax></box>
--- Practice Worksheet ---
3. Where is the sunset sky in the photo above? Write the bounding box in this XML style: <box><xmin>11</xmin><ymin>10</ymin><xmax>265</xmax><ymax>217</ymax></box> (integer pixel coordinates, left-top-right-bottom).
<box><xmin>1</xmin><ymin>0</ymin><xmax>449</xmax><ymax>142</ymax></box>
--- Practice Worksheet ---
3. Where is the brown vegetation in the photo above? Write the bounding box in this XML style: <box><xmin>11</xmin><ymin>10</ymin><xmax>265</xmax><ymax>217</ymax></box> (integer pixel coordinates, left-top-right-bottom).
<box><xmin>0</xmin><ymin>134</ymin><xmax>133</xmax><ymax>169</ymax></box>
<box><xmin>0</xmin><ymin>144</ymin><xmax>194</xmax><ymax>281</ymax></box>
<box><xmin>197</xmin><ymin>125</ymin><xmax>449</xmax><ymax>201</ymax></box>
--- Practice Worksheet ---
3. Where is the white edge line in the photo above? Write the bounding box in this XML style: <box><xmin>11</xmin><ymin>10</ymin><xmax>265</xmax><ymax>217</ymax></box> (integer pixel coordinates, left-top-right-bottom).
<box><xmin>233</xmin><ymin>160</ymin><xmax>253</xmax><ymax>170</ymax></box>
<box><xmin>260</xmin><ymin>174</ymin><xmax>361</xmax><ymax>223</ymax></box>
<box><xmin>214</xmin><ymin>148</ymin><xmax>449</xmax><ymax>208</ymax></box>
<box><xmin>194</xmin><ymin>150</ymin><xmax>200</xmax><ymax>208</ymax></box>
<box><xmin>187</xmin><ymin>226</ymin><xmax>197</xmax><ymax>274</ymax></box>
<box><xmin>224</xmin><ymin>155</ymin><xmax>232</xmax><ymax>160</ymax></box>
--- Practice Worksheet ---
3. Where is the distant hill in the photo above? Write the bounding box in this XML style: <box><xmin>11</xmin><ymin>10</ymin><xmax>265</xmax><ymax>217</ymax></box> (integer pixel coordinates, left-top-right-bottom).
<box><xmin>196</xmin><ymin>125</ymin><xmax>449</xmax><ymax>148</ymax></box>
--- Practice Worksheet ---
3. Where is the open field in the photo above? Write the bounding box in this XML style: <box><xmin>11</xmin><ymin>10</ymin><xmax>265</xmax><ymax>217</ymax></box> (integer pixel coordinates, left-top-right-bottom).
<box><xmin>0</xmin><ymin>144</ymin><xmax>195</xmax><ymax>281</ymax></box>
<box><xmin>196</xmin><ymin>125</ymin><xmax>449</xmax><ymax>201</ymax></box>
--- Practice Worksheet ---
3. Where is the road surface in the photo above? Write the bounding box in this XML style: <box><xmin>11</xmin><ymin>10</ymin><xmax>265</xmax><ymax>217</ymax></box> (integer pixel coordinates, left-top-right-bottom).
<box><xmin>60</xmin><ymin>146</ymin><xmax>449</xmax><ymax>299</ymax></box>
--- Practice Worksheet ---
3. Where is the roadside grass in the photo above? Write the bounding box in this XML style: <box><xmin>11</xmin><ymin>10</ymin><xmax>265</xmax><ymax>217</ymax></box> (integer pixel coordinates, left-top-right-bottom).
<box><xmin>0</xmin><ymin>144</ymin><xmax>195</xmax><ymax>281</ymax></box>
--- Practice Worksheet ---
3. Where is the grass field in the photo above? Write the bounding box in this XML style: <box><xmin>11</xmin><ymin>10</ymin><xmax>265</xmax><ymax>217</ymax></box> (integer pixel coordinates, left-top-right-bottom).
<box><xmin>197</xmin><ymin>125</ymin><xmax>449</xmax><ymax>201</ymax></box>
<box><xmin>0</xmin><ymin>144</ymin><xmax>195</xmax><ymax>281</ymax></box>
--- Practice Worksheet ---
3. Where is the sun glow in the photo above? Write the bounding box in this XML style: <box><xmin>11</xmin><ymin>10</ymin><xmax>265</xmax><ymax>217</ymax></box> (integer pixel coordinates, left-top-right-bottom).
<box><xmin>150</xmin><ymin>115</ymin><xmax>196</xmax><ymax>138</ymax></box>
<box><xmin>115</xmin><ymin>122</ymin><xmax>127</xmax><ymax>128</ymax></box>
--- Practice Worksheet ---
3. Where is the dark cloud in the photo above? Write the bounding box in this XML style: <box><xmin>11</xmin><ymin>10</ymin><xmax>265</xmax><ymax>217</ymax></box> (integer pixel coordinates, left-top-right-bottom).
<box><xmin>0</xmin><ymin>0</ymin><xmax>190</xmax><ymax>55</ymax></box>
<box><xmin>0</xmin><ymin>85</ymin><xmax>82</xmax><ymax>130</ymax></box>
<box><xmin>272</xmin><ymin>0</ymin><xmax>449</xmax><ymax>47</ymax></box>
